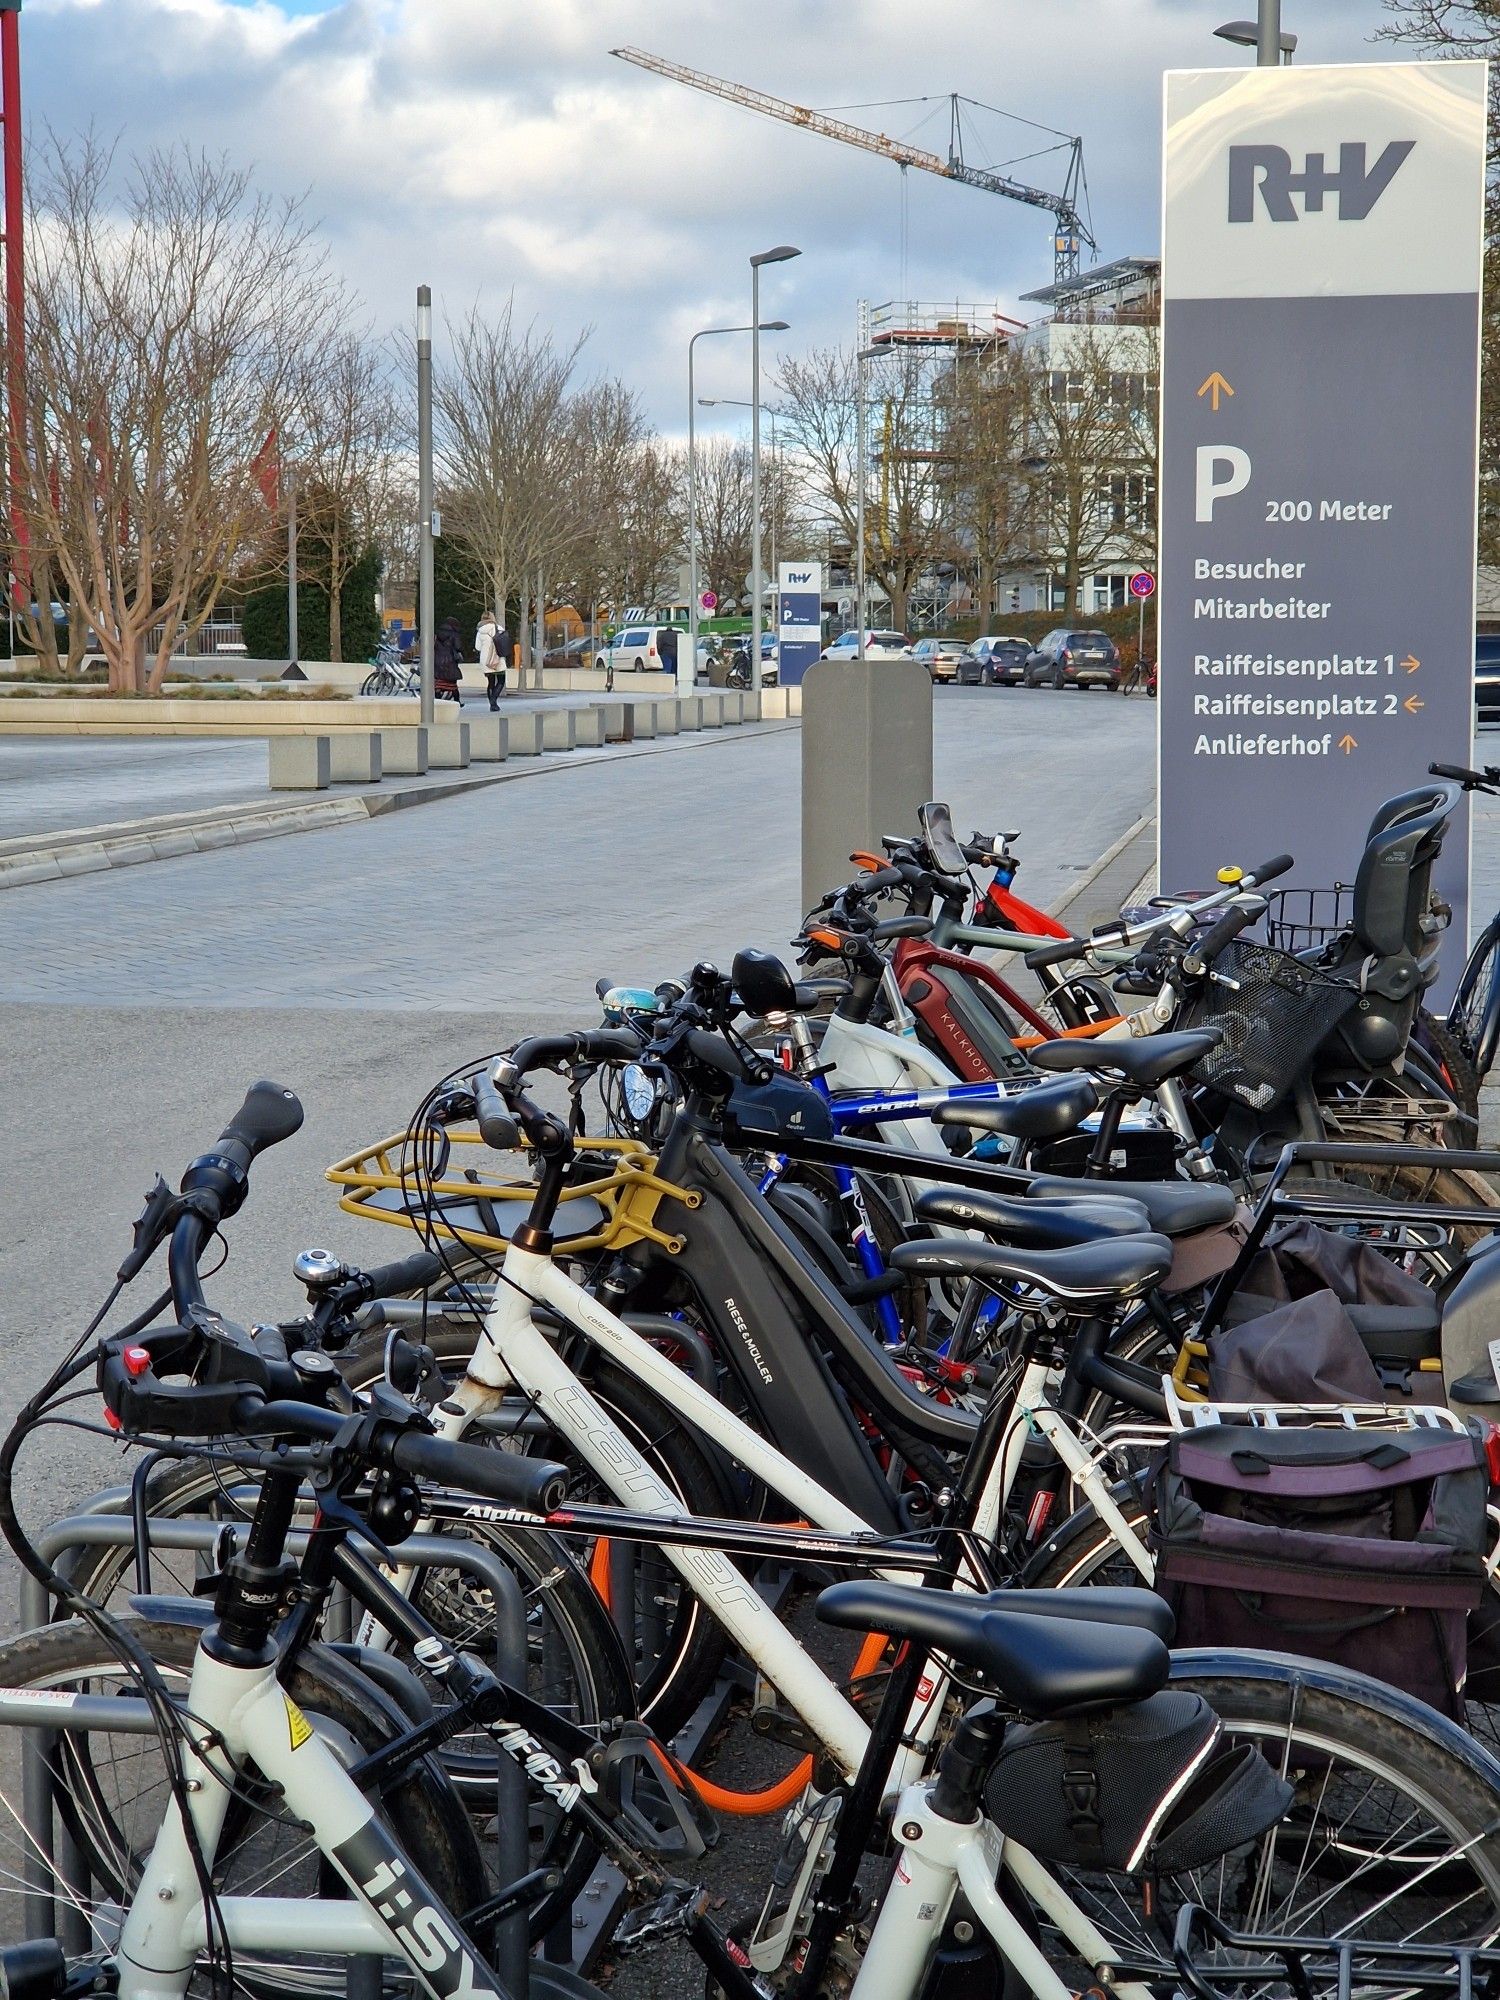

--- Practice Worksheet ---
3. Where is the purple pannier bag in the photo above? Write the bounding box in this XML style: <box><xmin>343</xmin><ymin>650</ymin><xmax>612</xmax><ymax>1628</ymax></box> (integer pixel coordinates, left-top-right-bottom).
<box><xmin>1151</xmin><ymin>1424</ymin><xmax>1488</xmax><ymax>1720</ymax></box>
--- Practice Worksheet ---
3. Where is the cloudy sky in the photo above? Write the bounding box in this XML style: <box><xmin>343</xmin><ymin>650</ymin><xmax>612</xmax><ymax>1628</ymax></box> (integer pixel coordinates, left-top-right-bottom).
<box><xmin>25</xmin><ymin>0</ymin><xmax>1400</xmax><ymax>441</ymax></box>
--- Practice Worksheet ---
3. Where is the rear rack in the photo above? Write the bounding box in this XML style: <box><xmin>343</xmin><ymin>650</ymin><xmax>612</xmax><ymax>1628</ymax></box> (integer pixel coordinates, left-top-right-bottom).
<box><xmin>1172</xmin><ymin>1903</ymin><xmax>1500</xmax><ymax>2000</ymax></box>
<box><xmin>1164</xmin><ymin>1376</ymin><xmax>1464</xmax><ymax>1434</ymax></box>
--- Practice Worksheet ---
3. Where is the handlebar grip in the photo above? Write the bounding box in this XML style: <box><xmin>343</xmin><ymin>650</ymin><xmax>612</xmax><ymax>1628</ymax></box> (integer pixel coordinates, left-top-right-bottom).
<box><xmin>1183</xmin><ymin>900</ymin><xmax>1261</xmax><ymax>978</ymax></box>
<box><xmin>871</xmin><ymin>915</ymin><xmax>932</xmax><ymax>941</ymax></box>
<box><xmin>474</xmin><ymin>1068</ymin><xmax>521</xmax><ymax>1150</ymax></box>
<box><xmin>1246</xmin><ymin>854</ymin><xmax>1294</xmax><ymax>887</ymax></box>
<box><xmin>389</xmin><ymin>1431</ymin><xmax>569</xmax><ymax>1512</ymax></box>
<box><xmin>1024</xmin><ymin>935</ymin><xmax>1085</xmax><ymax>971</ymax></box>
<box><xmin>214</xmin><ymin>1082</ymin><xmax>304</xmax><ymax>1175</ymax></box>
<box><xmin>355</xmin><ymin>1248</ymin><xmax>448</xmax><ymax>1302</ymax></box>
<box><xmin>579</xmin><ymin>1028</ymin><xmax>648</xmax><ymax>1064</ymax></box>
<box><xmin>851</xmin><ymin>864</ymin><xmax>907</xmax><ymax>897</ymax></box>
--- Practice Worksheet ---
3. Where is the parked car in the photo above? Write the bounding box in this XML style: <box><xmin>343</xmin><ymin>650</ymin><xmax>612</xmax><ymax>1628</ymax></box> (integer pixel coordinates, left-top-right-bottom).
<box><xmin>820</xmin><ymin>629</ymin><xmax>913</xmax><ymax>661</ymax></box>
<box><xmin>1478</xmin><ymin>633</ymin><xmax>1500</xmax><ymax>721</ymax></box>
<box><xmin>594</xmin><ymin>625</ymin><xmax>682</xmax><ymax>675</ymax></box>
<box><xmin>542</xmin><ymin>634</ymin><xmax>600</xmax><ymax>671</ymax></box>
<box><xmin>910</xmin><ymin>638</ymin><xmax>964</xmax><ymax>683</ymax></box>
<box><xmin>959</xmin><ymin>636</ymin><xmax>1031</xmax><ymax>686</ymax></box>
<box><xmin>1023</xmin><ymin>628</ymin><xmax>1122</xmax><ymax>690</ymax></box>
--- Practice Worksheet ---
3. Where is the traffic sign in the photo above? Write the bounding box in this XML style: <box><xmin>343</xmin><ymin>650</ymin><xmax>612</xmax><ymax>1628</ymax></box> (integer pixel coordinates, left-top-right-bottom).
<box><xmin>1129</xmin><ymin>571</ymin><xmax>1156</xmax><ymax>600</ymax></box>
<box><xmin>700</xmin><ymin>590</ymin><xmax>717</xmax><ymax>612</ymax></box>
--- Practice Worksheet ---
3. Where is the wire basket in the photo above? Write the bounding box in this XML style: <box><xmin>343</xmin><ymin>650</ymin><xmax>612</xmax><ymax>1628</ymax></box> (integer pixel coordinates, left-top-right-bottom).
<box><xmin>1180</xmin><ymin>939</ymin><xmax>1360</xmax><ymax>1111</ymax></box>
<box><xmin>1261</xmin><ymin>883</ymin><xmax>1354</xmax><ymax>957</ymax></box>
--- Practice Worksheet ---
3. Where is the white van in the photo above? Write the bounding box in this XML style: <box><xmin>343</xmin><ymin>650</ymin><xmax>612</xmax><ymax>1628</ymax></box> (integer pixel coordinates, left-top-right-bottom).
<box><xmin>596</xmin><ymin>625</ymin><xmax>681</xmax><ymax>675</ymax></box>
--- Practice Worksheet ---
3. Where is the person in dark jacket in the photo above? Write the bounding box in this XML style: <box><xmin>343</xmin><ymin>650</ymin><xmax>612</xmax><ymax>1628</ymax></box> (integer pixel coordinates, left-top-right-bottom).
<box><xmin>434</xmin><ymin>617</ymin><xmax>464</xmax><ymax>703</ymax></box>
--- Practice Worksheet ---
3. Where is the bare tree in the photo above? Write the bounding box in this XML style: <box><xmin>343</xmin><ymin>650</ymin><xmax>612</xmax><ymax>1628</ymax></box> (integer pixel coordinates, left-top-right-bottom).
<box><xmin>777</xmin><ymin>345</ymin><xmax>946</xmax><ymax>629</ymax></box>
<box><xmin>9</xmin><ymin>135</ymin><xmax>344</xmax><ymax>692</ymax></box>
<box><xmin>429</xmin><ymin>301</ymin><xmax>586</xmax><ymax>646</ymax></box>
<box><xmin>937</xmin><ymin>345</ymin><xmax>1035</xmax><ymax>623</ymax></box>
<box><xmin>692</xmin><ymin>437</ymin><xmax>755</xmax><ymax>612</ymax></box>
<box><xmin>290</xmin><ymin>332</ymin><xmax>403</xmax><ymax>660</ymax></box>
<box><xmin>1013</xmin><ymin>330</ymin><xmax>1158</xmax><ymax>613</ymax></box>
<box><xmin>560</xmin><ymin>380</ymin><xmax>681</xmax><ymax>620</ymax></box>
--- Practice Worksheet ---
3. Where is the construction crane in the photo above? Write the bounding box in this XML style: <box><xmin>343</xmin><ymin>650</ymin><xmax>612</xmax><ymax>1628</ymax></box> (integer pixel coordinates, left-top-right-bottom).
<box><xmin>611</xmin><ymin>47</ymin><xmax>1096</xmax><ymax>285</ymax></box>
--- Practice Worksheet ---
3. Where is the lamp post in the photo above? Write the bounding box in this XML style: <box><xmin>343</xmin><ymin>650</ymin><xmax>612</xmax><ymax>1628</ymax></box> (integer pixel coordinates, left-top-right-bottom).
<box><xmin>750</xmin><ymin>246</ymin><xmax>800</xmax><ymax>690</ymax></box>
<box><xmin>416</xmin><ymin>284</ymin><xmax>435</xmax><ymax>728</ymax></box>
<box><xmin>286</xmin><ymin>468</ymin><xmax>298</xmax><ymax>675</ymax></box>
<box><xmin>1213</xmin><ymin>9</ymin><xmax>1297</xmax><ymax>62</ymax></box>
<box><xmin>854</xmin><ymin>328</ymin><xmax>885</xmax><ymax>661</ymax></box>
<box><xmin>688</xmin><ymin>322</ymin><xmax>786</xmax><ymax>688</ymax></box>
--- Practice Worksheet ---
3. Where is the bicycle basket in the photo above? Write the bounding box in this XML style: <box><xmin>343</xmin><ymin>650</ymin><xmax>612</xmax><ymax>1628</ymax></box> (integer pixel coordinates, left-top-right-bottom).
<box><xmin>1179</xmin><ymin>940</ymin><xmax>1359</xmax><ymax>1112</ymax></box>
<box><xmin>1261</xmin><ymin>884</ymin><xmax>1353</xmax><ymax>956</ymax></box>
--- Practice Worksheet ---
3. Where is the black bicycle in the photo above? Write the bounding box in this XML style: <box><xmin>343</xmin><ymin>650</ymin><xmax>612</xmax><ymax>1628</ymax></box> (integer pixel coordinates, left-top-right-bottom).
<box><xmin>1432</xmin><ymin>760</ymin><xmax>1500</xmax><ymax>1084</ymax></box>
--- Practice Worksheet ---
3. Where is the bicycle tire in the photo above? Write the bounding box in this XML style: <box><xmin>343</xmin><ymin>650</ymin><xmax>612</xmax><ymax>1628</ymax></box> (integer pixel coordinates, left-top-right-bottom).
<box><xmin>65</xmin><ymin>1465</ymin><xmax>631</xmax><ymax>1939</ymax></box>
<box><xmin>338</xmin><ymin>1336</ymin><xmax>731</xmax><ymax>1738</ymax></box>
<box><xmin>1416</xmin><ymin>1006</ymin><xmax>1482</xmax><ymax>1123</ymax></box>
<box><xmin>0</xmin><ymin>1614</ymin><xmax>485</xmax><ymax>1996</ymax></box>
<box><xmin>1453</xmin><ymin>917</ymin><xmax>1500</xmax><ymax>1086</ymax></box>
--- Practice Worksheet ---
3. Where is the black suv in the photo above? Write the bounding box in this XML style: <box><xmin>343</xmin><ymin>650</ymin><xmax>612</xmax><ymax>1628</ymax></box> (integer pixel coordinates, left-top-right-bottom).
<box><xmin>1023</xmin><ymin>629</ymin><xmax>1121</xmax><ymax>690</ymax></box>
<box><xmin>959</xmin><ymin>636</ymin><xmax>1031</xmax><ymax>686</ymax></box>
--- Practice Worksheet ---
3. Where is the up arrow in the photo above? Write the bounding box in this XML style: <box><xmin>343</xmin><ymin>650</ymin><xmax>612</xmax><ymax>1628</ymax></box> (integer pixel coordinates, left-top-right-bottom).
<box><xmin>1404</xmin><ymin>695</ymin><xmax>1424</xmax><ymax>714</ymax></box>
<box><xmin>1338</xmin><ymin>733</ymin><xmax>1358</xmax><ymax>754</ymax></box>
<box><xmin>1197</xmin><ymin>371</ymin><xmax>1234</xmax><ymax>412</ymax></box>
<box><xmin>1401</xmin><ymin>654</ymin><xmax>1420</xmax><ymax>673</ymax></box>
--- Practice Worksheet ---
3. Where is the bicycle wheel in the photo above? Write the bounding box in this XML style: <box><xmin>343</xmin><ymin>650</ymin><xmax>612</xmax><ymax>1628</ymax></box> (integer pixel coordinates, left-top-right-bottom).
<box><xmin>1452</xmin><ymin>918</ymin><xmax>1500</xmax><ymax>1087</ymax></box>
<box><xmin>66</xmin><ymin>1461</ymin><xmax>630</xmax><ymax>1938</ymax></box>
<box><xmin>0</xmin><ymin>1615</ymin><xmax>483</xmax><ymax>1997</ymax></box>
<box><xmin>1415</xmin><ymin>1007</ymin><xmax>1482</xmax><ymax>1124</ymax></box>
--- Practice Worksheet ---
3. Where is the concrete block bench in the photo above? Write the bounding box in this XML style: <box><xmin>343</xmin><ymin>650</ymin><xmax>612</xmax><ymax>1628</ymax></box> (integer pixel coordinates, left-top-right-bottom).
<box><xmin>573</xmin><ymin>708</ymin><xmax>606</xmax><ymax>748</ymax></box>
<box><xmin>329</xmin><ymin>732</ymin><xmax>381</xmax><ymax>783</ymax></box>
<box><xmin>505</xmin><ymin>710</ymin><xmax>544</xmax><ymax>756</ymax></box>
<box><xmin>430</xmin><ymin>722</ymin><xmax>471</xmax><ymax>769</ymax></box>
<box><xmin>466</xmin><ymin>715</ymin><xmax>508</xmax><ymax>762</ymax></box>
<box><xmin>541</xmin><ymin>707</ymin><xmax>576</xmax><ymax>752</ymax></box>
<box><xmin>268</xmin><ymin>736</ymin><xmax>330</xmax><ymax>790</ymax></box>
<box><xmin>378</xmin><ymin>728</ymin><xmax>429</xmax><ymax>776</ymax></box>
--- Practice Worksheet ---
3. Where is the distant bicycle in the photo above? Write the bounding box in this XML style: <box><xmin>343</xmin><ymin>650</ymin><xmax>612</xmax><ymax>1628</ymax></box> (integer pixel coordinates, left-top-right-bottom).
<box><xmin>1117</xmin><ymin>655</ymin><xmax>1157</xmax><ymax>698</ymax></box>
<box><xmin>360</xmin><ymin>636</ymin><xmax>418</xmax><ymax>697</ymax></box>
<box><xmin>1433</xmin><ymin>759</ymin><xmax>1500</xmax><ymax>1084</ymax></box>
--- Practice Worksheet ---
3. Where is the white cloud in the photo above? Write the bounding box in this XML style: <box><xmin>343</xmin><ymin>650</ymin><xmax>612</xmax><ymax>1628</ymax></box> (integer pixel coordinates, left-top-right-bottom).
<box><xmin>23</xmin><ymin>0</ymin><xmax>1392</xmax><ymax>432</ymax></box>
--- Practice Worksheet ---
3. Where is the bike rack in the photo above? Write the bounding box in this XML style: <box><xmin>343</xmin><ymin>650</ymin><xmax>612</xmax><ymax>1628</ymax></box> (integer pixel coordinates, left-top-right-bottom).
<box><xmin>16</xmin><ymin>1509</ymin><xmax>533</xmax><ymax>2000</ymax></box>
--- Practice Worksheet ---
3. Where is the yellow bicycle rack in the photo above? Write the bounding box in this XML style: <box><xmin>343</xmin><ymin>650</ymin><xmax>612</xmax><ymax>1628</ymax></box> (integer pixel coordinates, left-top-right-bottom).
<box><xmin>326</xmin><ymin>1127</ymin><xmax>700</xmax><ymax>1260</ymax></box>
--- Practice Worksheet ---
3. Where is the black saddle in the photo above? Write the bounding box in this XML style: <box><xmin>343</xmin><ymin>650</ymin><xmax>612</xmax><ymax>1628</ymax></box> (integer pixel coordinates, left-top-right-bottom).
<box><xmin>1025</xmin><ymin>1175</ymin><xmax>1238</xmax><ymax>1239</ymax></box>
<box><xmin>816</xmin><ymin>1580</ymin><xmax>1171</xmax><ymax>1717</ymax></box>
<box><xmin>888</xmin><ymin>1232</ymin><xmax>1173</xmax><ymax>1304</ymax></box>
<box><xmin>914</xmin><ymin>1185</ymin><xmax>1152</xmax><ymax>1246</ymax></box>
<box><xmin>1029</xmin><ymin>1029</ymin><xmax>1222</xmax><ymax>1092</ymax></box>
<box><xmin>935</xmin><ymin>1077</ymin><xmax>1097</xmax><ymax>1143</ymax></box>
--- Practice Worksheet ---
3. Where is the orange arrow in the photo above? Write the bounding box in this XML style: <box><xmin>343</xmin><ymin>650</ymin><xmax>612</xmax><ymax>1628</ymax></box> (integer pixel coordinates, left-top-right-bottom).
<box><xmin>1401</xmin><ymin>654</ymin><xmax>1420</xmax><ymax>673</ymax></box>
<box><xmin>1339</xmin><ymin>733</ymin><xmax>1358</xmax><ymax>753</ymax></box>
<box><xmin>1197</xmin><ymin>371</ymin><xmax>1234</xmax><ymax>412</ymax></box>
<box><xmin>1404</xmin><ymin>695</ymin><xmax>1424</xmax><ymax>714</ymax></box>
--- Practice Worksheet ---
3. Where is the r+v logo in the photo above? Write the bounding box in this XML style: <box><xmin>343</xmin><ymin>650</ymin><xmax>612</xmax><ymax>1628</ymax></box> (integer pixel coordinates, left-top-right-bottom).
<box><xmin>1228</xmin><ymin>140</ymin><xmax>1414</xmax><ymax>222</ymax></box>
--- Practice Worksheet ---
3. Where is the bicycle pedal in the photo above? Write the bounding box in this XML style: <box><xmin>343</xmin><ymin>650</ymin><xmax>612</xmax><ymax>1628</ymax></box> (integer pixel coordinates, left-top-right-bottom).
<box><xmin>614</xmin><ymin>1881</ymin><xmax>706</xmax><ymax>1954</ymax></box>
<box><xmin>749</xmin><ymin>1689</ymin><xmax>817</xmax><ymax>1753</ymax></box>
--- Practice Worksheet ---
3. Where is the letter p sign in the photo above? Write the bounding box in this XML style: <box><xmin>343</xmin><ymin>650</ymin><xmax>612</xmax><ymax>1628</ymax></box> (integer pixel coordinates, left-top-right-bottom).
<box><xmin>1196</xmin><ymin>446</ymin><xmax>1252</xmax><ymax>522</ymax></box>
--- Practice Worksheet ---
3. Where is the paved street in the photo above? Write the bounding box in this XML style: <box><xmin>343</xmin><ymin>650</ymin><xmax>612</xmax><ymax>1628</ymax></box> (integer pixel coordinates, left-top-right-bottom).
<box><xmin>0</xmin><ymin>736</ymin><xmax>272</xmax><ymax>838</ymax></box>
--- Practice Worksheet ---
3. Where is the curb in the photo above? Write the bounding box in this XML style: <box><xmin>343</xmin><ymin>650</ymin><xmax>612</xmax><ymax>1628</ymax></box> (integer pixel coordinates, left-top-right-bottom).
<box><xmin>1051</xmin><ymin>811</ymin><xmax>1156</xmax><ymax>928</ymax></box>
<box><xmin>0</xmin><ymin>718</ymin><xmax>798</xmax><ymax>892</ymax></box>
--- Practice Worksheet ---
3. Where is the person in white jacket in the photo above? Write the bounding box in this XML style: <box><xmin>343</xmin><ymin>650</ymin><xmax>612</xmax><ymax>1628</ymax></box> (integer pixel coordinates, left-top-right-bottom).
<box><xmin>477</xmin><ymin>612</ymin><xmax>512</xmax><ymax>708</ymax></box>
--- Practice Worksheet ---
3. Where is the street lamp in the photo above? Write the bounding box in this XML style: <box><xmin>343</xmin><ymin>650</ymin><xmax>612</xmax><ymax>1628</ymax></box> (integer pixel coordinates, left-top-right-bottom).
<box><xmin>699</xmin><ymin>396</ymin><xmax>785</xmax><ymax>607</ymax></box>
<box><xmin>750</xmin><ymin>245</ymin><xmax>800</xmax><ymax>690</ymax></box>
<box><xmin>1214</xmin><ymin>11</ymin><xmax>1297</xmax><ymax>62</ymax></box>
<box><xmin>688</xmin><ymin>321</ymin><xmax>787</xmax><ymax>689</ymax></box>
<box><xmin>416</xmin><ymin>284</ymin><xmax>434</xmax><ymax>726</ymax></box>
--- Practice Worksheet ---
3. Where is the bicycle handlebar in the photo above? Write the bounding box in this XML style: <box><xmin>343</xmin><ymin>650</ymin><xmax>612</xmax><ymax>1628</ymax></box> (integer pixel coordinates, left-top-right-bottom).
<box><xmin>209</xmin><ymin>1081</ymin><xmax>305</xmax><ymax>1178</ymax></box>
<box><xmin>1182</xmin><ymin>897</ymin><xmax>1263</xmax><ymax>979</ymax></box>
<box><xmin>340</xmin><ymin>1248</ymin><xmax>448</xmax><ymax>1307</ymax></box>
<box><xmin>232</xmin><ymin>1401</ymin><xmax>570</xmax><ymax>1510</ymax></box>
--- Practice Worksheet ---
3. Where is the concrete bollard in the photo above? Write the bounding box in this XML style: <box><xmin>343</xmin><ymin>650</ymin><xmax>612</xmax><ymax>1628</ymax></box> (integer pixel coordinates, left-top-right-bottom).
<box><xmin>650</xmin><ymin>700</ymin><xmax>680</xmax><ymax>737</ymax></box>
<box><xmin>379</xmin><ymin>728</ymin><xmax>429</xmax><ymax>776</ymax></box>
<box><xmin>720</xmin><ymin>691</ymin><xmax>747</xmax><ymax>725</ymax></box>
<box><xmin>268</xmin><ymin>736</ymin><xmax>331</xmax><ymax>790</ymax></box>
<box><xmin>786</xmin><ymin>685</ymin><xmax>803</xmax><ymax>717</ymax></box>
<box><xmin>628</xmin><ymin>702</ymin><xmax>657</xmax><ymax>740</ymax></box>
<box><xmin>328</xmin><ymin>732</ymin><xmax>382</xmax><ymax>783</ymax></box>
<box><xmin>600</xmin><ymin>700</ymin><xmax>631</xmax><ymax>742</ymax></box>
<box><xmin>759</xmin><ymin>688</ymin><xmax>789</xmax><ymax>721</ymax></box>
<box><xmin>573</xmin><ymin>708</ymin><xmax>606</xmax><ymax>748</ymax></box>
<box><xmin>466</xmin><ymin>715</ymin><xmax>508</xmax><ymax>762</ymax></box>
<box><xmin>735</xmin><ymin>690</ymin><xmax>760</xmax><ymax>723</ymax></box>
<box><xmin>541</xmin><ymin>707</ymin><xmax>577</xmax><ymax>752</ymax></box>
<box><xmin>676</xmin><ymin>697</ymin><xmax>703</xmax><ymax>731</ymax></box>
<box><xmin>505</xmin><ymin>710</ymin><xmax>544</xmax><ymax>756</ymax></box>
<box><xmin>429</xmin><ymin>723</ymin><xmax>471</xmax><ymax>769</ymax></box>
<box><xmin>801</xmin><ymin>660</ymin><xmax>932</xmax><ymax>912</ymax></box>
<box><xmin>698</xmin><ymin>694</ymin><xmax>726</xmax><ymax>729</ymax></box>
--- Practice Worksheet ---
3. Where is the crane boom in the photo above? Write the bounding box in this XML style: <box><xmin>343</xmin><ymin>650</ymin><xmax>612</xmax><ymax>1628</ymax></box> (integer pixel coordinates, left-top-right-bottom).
<box><xmin>611</xmin><ymin>46</ymin><xmax>1095</xmax><ymax>284</ymax></box>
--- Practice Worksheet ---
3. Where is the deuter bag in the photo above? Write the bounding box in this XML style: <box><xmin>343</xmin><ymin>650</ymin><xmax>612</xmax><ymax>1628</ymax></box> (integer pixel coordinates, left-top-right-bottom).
<box><xmin>1152</xmin><ymin>1425</ymin><xmax>1488</xmax><ymax>1719</ymax></box>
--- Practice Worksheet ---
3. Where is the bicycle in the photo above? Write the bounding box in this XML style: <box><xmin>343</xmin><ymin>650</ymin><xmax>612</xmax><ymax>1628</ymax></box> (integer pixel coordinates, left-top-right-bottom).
<box><xmin>1432</xmin><ymin>760</ymin><xmax>1500</xmax><ymax>1086</ymax></box>
<box><xmin>362</xmin><ymin>638</ymin><xmax>420</xmax><ymax>698</ymax></box>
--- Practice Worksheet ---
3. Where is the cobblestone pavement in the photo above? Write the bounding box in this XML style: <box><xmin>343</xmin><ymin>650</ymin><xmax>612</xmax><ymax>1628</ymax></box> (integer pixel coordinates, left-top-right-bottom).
<box><xmin>0</xmin><ymin>689</ymin><xmax>1155</xmax><ymax>1009</ymax></box>
<box><xmin>0</xmin><ymin>736</ymin><xmax>274</xmax><ymax>837</ymax></box>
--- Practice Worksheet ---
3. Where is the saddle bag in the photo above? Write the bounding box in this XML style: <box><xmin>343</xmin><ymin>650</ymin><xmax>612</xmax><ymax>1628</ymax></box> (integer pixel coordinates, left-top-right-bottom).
<box><xmin>983</xmin><ymin>1690</ymin><xmax>1292</xmax><ymax>1874</ymax></box>
<box><xmin>1151</xmin><ymin>1425</ymin><xmax>1488</xmax><ymax>1719</ymax></box>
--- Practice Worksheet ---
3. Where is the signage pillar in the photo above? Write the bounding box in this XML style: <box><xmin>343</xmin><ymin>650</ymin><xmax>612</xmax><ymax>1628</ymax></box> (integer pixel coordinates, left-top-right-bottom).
<box><xmin>777</xmin><ymin>560</ymin><xmax>822</xmax><ymax>688</ymax></box>
<box><xmin>1158</xmin><ymin>63</ymin><xmax>1487</xmax><ymax>963</ymax></box>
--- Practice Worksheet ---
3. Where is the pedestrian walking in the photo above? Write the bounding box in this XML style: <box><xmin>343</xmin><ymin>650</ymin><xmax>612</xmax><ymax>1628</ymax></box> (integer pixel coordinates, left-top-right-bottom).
<box><xmin>434</xmin><ymin>616</ymin><xmax>464</xmax><ymax>704</ymax></box>
<box><xmin>478</xmin><ymin>611</ymin><xmax>513</xmax><ymax>708</ymax></box>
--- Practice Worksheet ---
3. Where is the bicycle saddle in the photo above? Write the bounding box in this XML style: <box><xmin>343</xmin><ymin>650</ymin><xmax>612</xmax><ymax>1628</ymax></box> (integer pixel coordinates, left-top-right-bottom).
<box><xmin>1028</xmin><ymin>1029</ymin><xmax>1222</xmax><ymax>1091</ymax></box>
<box><xmin>934</xmin><ymin>1076</ymin><xmax>1097</xmax><ymax>1143</ymax></box>
<box><xmin>815</xmin><ymin>1580</ymin><xmax>1170</xmax><ymax>1717</ymax></box>
<box><xmin>1024</xmin><ymin>1175</ymin><xmax>1237</xmax><ymax>1239</ymax></box>
<box><xmin>913</xmin><ymin>1185</ymin><xmax>1152</xmax><ymax>1245</ymax></box>
<box><xmin>888</xmin><ymin>1232</ymin><xmax>1173</xmax><ymax>1304</ymax></box>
